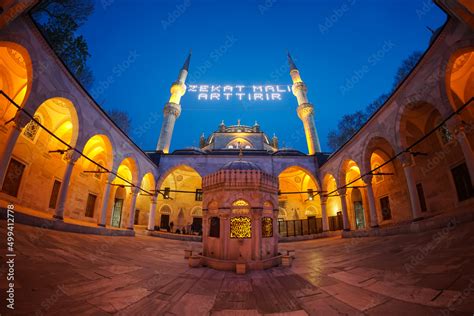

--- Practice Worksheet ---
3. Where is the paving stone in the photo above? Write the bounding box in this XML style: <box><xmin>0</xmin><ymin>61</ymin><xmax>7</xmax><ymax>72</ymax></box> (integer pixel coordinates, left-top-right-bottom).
<box><xmin>3</xmin><ymin>221</ymin><xmax>474</xmax><ymax>315</ymax></box>
<box><xmin>321</xmin><ymin>282</ymin><xmax>390</xmax><ymax>311</ymax></box>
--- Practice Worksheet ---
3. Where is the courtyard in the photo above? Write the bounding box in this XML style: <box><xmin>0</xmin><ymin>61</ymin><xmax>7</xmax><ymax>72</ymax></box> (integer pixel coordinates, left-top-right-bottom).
<box><xmin>1</xmin><ymin>220</ymin><xmax>474</xmax><ymax>315</ymax></box>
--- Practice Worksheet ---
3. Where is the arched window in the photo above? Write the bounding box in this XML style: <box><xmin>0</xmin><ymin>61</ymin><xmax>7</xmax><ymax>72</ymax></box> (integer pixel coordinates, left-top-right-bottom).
<box><xmin>209</xmin><ymin>216</ymin><xmax>220</xmax><ymax>237</ymax></box>
<box><xmin>23</xmin><ymin>115</ymin><xmax>41</xmax><ymax>141</ymax></box>
<box><xmin>262</xmin><ymin>217</ymin><xmax>273</xmax><ymax>237</ymax></box>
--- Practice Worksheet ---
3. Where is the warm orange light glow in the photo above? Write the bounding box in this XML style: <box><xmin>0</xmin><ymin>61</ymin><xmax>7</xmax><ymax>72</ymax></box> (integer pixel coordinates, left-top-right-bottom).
<box><xmin>0</xmin><ymin>45</ymin><xmax>31</xmax><ymax>122</ymax></box>
<box><xmin>448</xmin><ymin>51</ymin><xmax>473</xmax><ymax>107</ymax></box>
<box><xmin>81</xmin><ymin>134</ymin><xmax>113</xmax><ymax>171</ymax></box>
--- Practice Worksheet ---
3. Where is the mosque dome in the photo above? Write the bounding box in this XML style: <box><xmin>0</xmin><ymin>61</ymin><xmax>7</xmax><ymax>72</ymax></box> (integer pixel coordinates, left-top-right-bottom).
<box><xmin>220</xmin><ymin>160</ymin><xmax>261</xmax><ymax>171</ymax></box>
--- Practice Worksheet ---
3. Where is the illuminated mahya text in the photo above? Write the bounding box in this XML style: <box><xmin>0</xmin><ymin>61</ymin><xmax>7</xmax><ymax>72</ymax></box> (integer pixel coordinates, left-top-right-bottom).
<box><xmin>187</xmin><ymin>84</ymin><xmax>292</xmax><ymax>101</ymax></box>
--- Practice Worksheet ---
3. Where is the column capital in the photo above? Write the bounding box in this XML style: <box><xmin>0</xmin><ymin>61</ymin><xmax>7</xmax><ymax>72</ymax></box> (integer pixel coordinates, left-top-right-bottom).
<box><xmin>362</xmin><ymin>174</ymin><xmax>373</xmax><ymax>185</ymax></box>
<box><xmin>131</xmin><ymin>186</ymin><xmax>140</xmax><ymax>195</ymax></box>
<box><xmin>150</xmin><ymin>194</ymin><xmax>158</xmax><ymax>204</ymax></box>
<box><xmin>13</xmin><ymin>111</ymin><xmax>32</xmax><ymax>131</ymax></box>
<box><xmin>398</xmin><ymin>152</ymin><xmax>415</xmax><ymax>168</ymax></box>
<box><xmin>337</xmin><ymin>188</ymin><xmax>346</xmax><ymax>196</ymax></box>
<box><xmin>320</xmin><ymin>195</ymin><xmax>328</xmax><ymax>204</ymax></box>
<box><xmin>64</xmin><ymin>150</ymin><xmax>81</xmax><ymax>164</ymax></box>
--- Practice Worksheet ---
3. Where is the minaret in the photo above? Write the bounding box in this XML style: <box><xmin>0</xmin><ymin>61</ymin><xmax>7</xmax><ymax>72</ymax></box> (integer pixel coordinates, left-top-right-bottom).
<box><xmin>156</xmin><ymin>51</ymin><xmax>191</xmax><ymax>153</ymax></box>
<box><xmin>288</xmin><ymin>53</ymin><xmax>321</xmax><ymax>154</ymax></box>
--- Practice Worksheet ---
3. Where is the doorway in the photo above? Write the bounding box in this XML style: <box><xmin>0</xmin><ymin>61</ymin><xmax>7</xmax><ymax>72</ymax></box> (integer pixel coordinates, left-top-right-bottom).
<box><xmin>111</xmin><ymin>199</ymin><xmax>123</xmax><ymax>228</ymax></box>
<box><xmin>160</xmin><ymin>214</ymin><xmax>170</xmax><ymax>230</ymax></box>
<box><xmin>352</xmin><ymin>188</ymin><xmax>366</xmax><ymax>229</ymax></box>
<box><xmin>111</xmin><ymin>186</ymin><xmax>125</xmax><ymax>228</ymax></box>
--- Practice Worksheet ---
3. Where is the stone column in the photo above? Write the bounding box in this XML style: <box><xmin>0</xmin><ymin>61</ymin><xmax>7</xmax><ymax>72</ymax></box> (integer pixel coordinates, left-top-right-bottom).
<box><xmin>147</xmin><ymin>195</ymin><xmax>158</xmax><ymax>230</ymax></box>
<box><xmin>320</xmin><ymin>195</ymin><xmax>329</xmax><ymax>232</ymax></box>
<box><xmin>363</xmin><ymin>175</ymin><xmax>379</xmax><ymax>228</ymax></box>
<box><xmin>273</xmin><ymin>208</ymin><xmax>279</xmax><ymax>255</ymax></box>
<box><xmin>127</xmin><ymin>187</ymin><xmax>139</xmax><ymax>229</ymax></box>
<box><xmin>54</xmin><ymin>151</ymin><xmax>81</xmax><ymax>220</ymax></box>
<box><xmin>338</xmin><ymin>189</ymin><xmax>350</xmax><ymax>231</ymax></box>
<box><xmin>202</xmin><ymin>209</ymin><xmax>209</xmax><ymax>257</ymax></box>
<box><xmin>98</xmin><ymin>173</ymin><xmax>115</xmax><ymax>227</ymax></box>
<box><xmin>453</xmin><ymin>122</ymin><xmax>474</xmax><ymax>184</ymax></box>
<box><xmin>400</xmin><ymin>153</ymin><xmax>423</xmax><ymax>221</ymax></box>
<box><xmin>0</xmin><ymin>112</ymin><xmax>30</xmax><ymax>187</ymax></box>
<box><xmin>251</xmin><ymin>209</ymin><xmax>262</xmax><ymax>261</ymax></box>
<box><xmin>221</xmin><ymin>211</ymin><xmax>230</xmax><ymax>260</ymax></box>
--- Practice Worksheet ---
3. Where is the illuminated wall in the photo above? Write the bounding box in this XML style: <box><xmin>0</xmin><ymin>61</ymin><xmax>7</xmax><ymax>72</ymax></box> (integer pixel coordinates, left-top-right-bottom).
<box><xmin>278</xmin><ymin>166</ymin><xmax>321</xmax><ymax>220</ymax></box>
<box><xmin>0</xmin><ymin>44</ymin><xmax>30</xmax><ymax>123</ymax></box>
<box><xmin>155</xmin><ymin>165</ymin><xmax>202</xmax><ymax>230</ymax></box>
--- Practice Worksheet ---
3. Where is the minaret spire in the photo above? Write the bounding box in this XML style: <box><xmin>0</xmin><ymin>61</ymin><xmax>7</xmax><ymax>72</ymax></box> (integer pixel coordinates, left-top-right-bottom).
<box><xmin>287</xmin><ymin>52</ymin><xmax>298</xmax><ymax>71</ymax></box>
<box><xmin>156</xmin><ymin>51</ymin><xmax>191</xmax><ymax>153</ymax></box>
<box><xmin>288</xmin><ymin>52</ymin><xmax>321</xmax><ymax>154</ymax></box>
<box><xmin>182</xmin><ymin>49</ymin><xmax>192</xmax><ymax>71</ymax></box>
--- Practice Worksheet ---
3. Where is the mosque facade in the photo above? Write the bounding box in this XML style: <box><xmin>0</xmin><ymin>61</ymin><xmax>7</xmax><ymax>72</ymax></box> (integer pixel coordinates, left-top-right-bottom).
<box><xmin>0</xmin><ymin>0</ymin><xmax>473</xmax><ymax>240</ymax></box>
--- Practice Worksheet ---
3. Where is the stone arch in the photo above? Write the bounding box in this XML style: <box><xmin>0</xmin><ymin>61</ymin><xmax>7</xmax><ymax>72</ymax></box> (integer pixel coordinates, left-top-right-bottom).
<box><xmin>439</xmin><ymin>39</ymin><xmax>474</xmax><ymax>115</ymax></box>
<box><xmin>80</xmin><ymin>134</ymin><xmax>114</xmax><ymax>172</ymax></box>
<box><xmin>337</xmin><ymin>155</ymin><xmax>364</xmax><ymax>188</ymax></box>
<box><xmin>278</xmin><ymin>166</ymin><xmax>321</xmax><ymax>220</ymax></box>
<box><xmin>339</xmin><ymin>159</ymin><xmax>368</xmax><ymax>229</ymax></box>
<box><xmin>30</xmin><ymin>97</ymin><xmax>80</xmax><ymax>149</ymax></box>
<box><xmin>191</xmin><ymin>206</ymin><xmax>203</xmax><ymax>217</ymax></box>
<box><xmin>157</xmin><ymin>164</ymin><xmax>202</xmax><ymax>189</ymax></box>
<box><xmin>0</xmin><ymin>41</ymin><xmax>33</xmax><ymax>122</ymax></box>
<box><xmin>114</xmin><ymin>157</ymin><xmax>139</xmax><ymax>187</ymax></box>
<box><xmin>322</xmin><ymin>173</ymin><xmax>342</xmax><ymax>218</ymax></box>
<box><xmin>396</xmin><ymin>100</ymin><xmax>448</xmax><ymax>151</ymax></box>
<box><xmin>159</xmin><ymin>204</ymin><xmax>172</xmax><ymax>215</ymax></box>
<box><xmin>362</xmin><ymin>135</ymin><xmax>398</xmax><ymax>176</ymax></box>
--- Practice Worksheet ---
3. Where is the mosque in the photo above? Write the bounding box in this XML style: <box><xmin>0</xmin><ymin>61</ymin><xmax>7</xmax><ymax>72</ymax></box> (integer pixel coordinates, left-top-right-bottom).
<box><xmin>0</xmin><ymin>0</ymin><xmax>473</xmax><ymax>250</ymax></box>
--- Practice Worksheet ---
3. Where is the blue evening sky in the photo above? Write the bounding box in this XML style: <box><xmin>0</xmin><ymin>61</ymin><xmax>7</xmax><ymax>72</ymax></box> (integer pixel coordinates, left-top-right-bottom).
<box><xmin>78</xmin><ymin>0</ymin><xmax>446</xmax><ymax>152</ymax></box>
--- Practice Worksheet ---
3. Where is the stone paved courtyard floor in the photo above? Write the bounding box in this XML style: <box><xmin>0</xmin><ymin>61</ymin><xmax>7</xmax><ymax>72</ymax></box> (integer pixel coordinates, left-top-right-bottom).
<box><xmin>1</xmin><ymin>220</ymin><xmax>474</xmax><ymax>315</ymax></box>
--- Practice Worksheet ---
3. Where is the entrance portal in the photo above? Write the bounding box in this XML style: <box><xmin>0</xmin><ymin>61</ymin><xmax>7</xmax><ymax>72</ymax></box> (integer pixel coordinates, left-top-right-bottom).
<box><xmin>352</xmin><ymin>188</ymin><xmax>365</xmax><ymax>229</ymax></box>
<box><xmin>111</xmin><ymin>199</ymin><xmax>123</xmax><ymax>228</ymax></box>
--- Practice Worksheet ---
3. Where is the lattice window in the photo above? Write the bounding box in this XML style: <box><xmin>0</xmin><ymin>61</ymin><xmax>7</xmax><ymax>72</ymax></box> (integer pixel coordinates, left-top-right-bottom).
<box><xmin>23</xmin><ymin>115</ymin><xmax>41</xmax><ymax>141</ymax></box>
<box><xmin>262</xmin><ymin>217</ymin><xmax>273</xmax><ymax>238</ymax></box>
<box><xmin>230</xmin><ymin>216</ymin><xmax>251</xmax><ymax>238</ymax></box>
